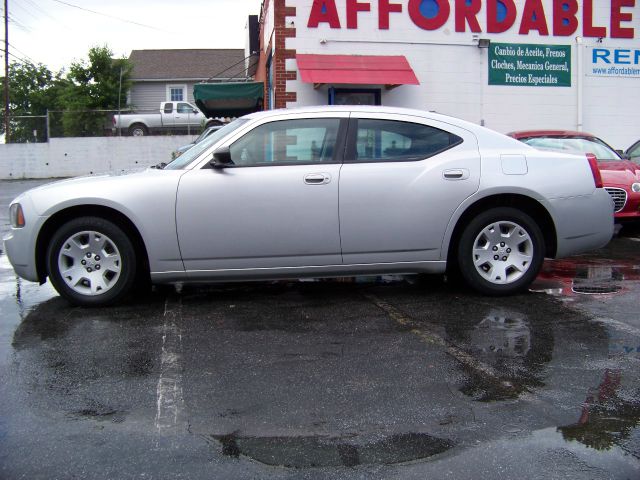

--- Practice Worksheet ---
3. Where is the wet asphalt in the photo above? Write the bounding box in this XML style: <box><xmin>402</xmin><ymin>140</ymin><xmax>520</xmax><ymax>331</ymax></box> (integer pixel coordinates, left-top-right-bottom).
<box><xmin>1</xmin><ymin>180</ymin><xmax>639</xmax><ymax>479</ymax></box>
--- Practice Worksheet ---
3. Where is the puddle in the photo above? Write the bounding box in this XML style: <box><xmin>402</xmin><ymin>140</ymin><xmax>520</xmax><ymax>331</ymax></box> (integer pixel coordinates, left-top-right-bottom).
<box><xmin>533</xmin><ymin>260</ymin><xmax>640</xmax><ymax>297</ymax></box>
<box><xmin>211</xmin><ymin>432</ymin><xmax>454</xmax><ymax>467</ymax></box>
<box><xmin>557</xmin><ymin>369</ymin><xmax>640</xmax><ymax>451</ymax></box>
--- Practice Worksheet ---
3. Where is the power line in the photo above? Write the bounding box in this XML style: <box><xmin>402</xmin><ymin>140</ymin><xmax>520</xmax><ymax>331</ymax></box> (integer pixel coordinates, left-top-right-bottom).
<box><xmin>49</xmin><ymin>0</ymin><xmax>174</xmax><ymax>33</ymax></box>
<box><xmin>7</xmin><ymin>13</ymin><xmax>30</xmax><ymax>33</ymax></box>
<box><xmin>8</xmin><ymin>42</ymin><xmax>36</xmax><ymax>64</ymax></box>
<box><xmin>22</xmin><ymin>0</ymin><xmax>59</xmax><ymax>22</ymax></box>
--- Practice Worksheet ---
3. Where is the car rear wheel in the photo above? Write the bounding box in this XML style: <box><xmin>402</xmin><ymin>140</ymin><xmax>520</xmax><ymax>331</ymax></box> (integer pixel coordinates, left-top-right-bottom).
<box><xmin>457</xmin><ymin>207</ymin><xmax>544</xmax><ymax>295</ymax></box>
<box><xmin>128</xmin><ymin>123</ymin><xmax>148</xmax><ymax>136</ymax></box>
<box><xmin>47</xmin><ymin>217</ymin><xmax>137</xmax><ymax>306</ymax></box>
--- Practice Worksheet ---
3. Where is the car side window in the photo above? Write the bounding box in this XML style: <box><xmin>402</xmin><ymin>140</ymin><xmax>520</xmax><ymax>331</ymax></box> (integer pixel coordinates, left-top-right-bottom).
<box><xmin>177</xmin><ymin>103</ymin><xmax>194</xmax><ymax>114</ymax></box>
<box><xmin>229</xmin><ymin>118</ymin><xmax>341</xmax><ymax>166</ymax></box>
<box><xmin>349</xmin><ymin>119</ymin><xmax>462</xmax><ymax>162</ymax></box>
<box><xmin>163</xmin><ymin>103</ymin><xmax>173</xmax><ymax>114</ymax></box>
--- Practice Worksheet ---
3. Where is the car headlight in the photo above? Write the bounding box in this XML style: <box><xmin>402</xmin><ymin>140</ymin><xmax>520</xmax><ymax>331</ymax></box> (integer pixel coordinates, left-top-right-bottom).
<box><xmin>632</xmin><ymin>183</ymin><xmax>640</xmax><ymax>193</ymax></box>
<box><xmin>10</xmin><ymin>203</ymin><xmax>25</xmax><ymax>228</ymax></box>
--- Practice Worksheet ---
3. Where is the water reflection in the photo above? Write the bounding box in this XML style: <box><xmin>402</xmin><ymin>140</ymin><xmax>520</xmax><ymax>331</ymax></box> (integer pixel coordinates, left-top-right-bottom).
<box><xmin>443</xmin><ymin>306</ymin><xmax>555</xmax><ymax>400</ymax></box>
<box><xmin>558</xmin><ymin>369</ymin><xmax>640</xmax><ymax>451</ymax></box>
<box><xmin>533</xmin><ymin>259</ymin><xmax>640</xmax><ymax>297</ymax></box>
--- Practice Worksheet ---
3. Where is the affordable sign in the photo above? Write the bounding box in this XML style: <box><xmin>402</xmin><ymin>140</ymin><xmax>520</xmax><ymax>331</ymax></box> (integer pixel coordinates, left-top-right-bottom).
<box><xmin>489</xmin><ymin>43</ymin><xmax>572</xmax><ymax>86</ymax></box>
<box><xmin>307</xmin><ymin>0</ymin><xmax>636</xmax><ymax>39</ymax></box>
<box><xmin>588</xmin><ymin>47</ymin><xmax>640</xmax><ymax>77</ymax></box>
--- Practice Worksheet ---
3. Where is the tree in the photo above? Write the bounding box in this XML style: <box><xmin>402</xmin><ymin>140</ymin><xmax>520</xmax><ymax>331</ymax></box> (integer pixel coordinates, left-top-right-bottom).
<box><xmin>2</xmin><ymin>61</ymin><xmax>65</xmax><ymax>142</ymax></box>
<box><xmin>60</xmin><ymin>45</ymin><xmax>132</xmax><ymax>137</ymax></box>
<box><xmin>2</xmin><ymin>45</ymin><xmax>133</xmax><ymax>141</ymax></box>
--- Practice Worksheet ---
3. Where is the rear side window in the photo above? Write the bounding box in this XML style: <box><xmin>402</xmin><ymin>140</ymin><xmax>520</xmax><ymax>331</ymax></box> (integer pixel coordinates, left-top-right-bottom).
<box><xmin>163</xmin><ymin>103</ymin><xmax>173</xmax><ymax>114</ymax></box>
<box><xmin>348</xmin><ymin>119</ymin><xmax>462</xmax><ymax>162</ymax></box>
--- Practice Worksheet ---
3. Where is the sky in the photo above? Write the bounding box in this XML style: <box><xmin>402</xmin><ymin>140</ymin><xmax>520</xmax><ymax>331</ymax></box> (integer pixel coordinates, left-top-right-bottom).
<box><xmin>2</xmin><ymin>0</ymin><xmax>264</xmax><ymax>71</ymax></box>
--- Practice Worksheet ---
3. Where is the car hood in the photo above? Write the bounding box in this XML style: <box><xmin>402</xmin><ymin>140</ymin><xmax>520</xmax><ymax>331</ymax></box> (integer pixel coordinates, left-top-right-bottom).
<box><xmin>597</xmin><ymin>160</ymin><xmax>640</xmax><ymax>186</ymax></box>
<box><xmin>13</xmin><ymin>168</ymin><xmax>184</xmax><ymax>216</ymax></box>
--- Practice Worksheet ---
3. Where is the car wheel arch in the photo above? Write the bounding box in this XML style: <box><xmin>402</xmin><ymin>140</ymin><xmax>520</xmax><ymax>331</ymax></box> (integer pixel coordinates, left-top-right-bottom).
<box><xmin>444</xmin><ymin>193</ymin><xmax>557</xmax><ymax>272</ymax></box>
<box><xmin>35</xmin><ymin>205</ymin><xmax>150</xmax><ymax>285</ymax></box>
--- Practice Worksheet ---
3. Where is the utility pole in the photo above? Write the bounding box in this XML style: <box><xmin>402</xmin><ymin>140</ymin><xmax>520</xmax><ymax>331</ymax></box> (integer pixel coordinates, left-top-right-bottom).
<box><xmin>3</xmin><ymin>0</ymin><xmax>9</xmax><ymax>142</ymax></box>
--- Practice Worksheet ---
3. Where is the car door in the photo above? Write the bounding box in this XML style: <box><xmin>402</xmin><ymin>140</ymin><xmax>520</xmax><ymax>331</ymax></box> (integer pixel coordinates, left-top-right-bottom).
<box><xmin>339</xmin><ymin>113</ymin><xmax>480</xmax><ymax>265</ymax></box>
<box><xmin>175</xmin><ymin>102</ymin><xmax>202</xmax><ymax>128</ymax></box>
<box><xmin>160</xmin><ymin>102</ymin><xmax>175</xmax><ymax>128</ymax></box>
<box><xmin>176</xmin><ymin>114</ymin><xmax>347</xmax><ymax>276</ymax></box>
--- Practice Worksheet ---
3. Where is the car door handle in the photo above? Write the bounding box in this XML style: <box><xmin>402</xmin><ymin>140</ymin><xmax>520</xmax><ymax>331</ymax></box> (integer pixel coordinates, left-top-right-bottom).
<box><xmin>443</xmin><ymin>169</ymin><xmax>469</xmax><ymax>180</ymax></box>
<box><xmin>304</xmin><ymin>173</ymin><xmax>331</xmax><ymax>185</ymax></box>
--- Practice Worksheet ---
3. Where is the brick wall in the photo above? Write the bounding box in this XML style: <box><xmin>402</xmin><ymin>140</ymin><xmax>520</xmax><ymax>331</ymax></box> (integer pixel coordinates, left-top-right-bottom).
<box><xmin>273</xmin><ymin>0</ymin><xmax>297</xmax><ymax>109</ymax></box>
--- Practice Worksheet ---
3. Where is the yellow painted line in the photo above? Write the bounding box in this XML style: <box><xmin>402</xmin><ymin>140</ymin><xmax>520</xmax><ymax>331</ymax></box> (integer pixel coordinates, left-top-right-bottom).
<box><xmin>363</xmin><ymin>293</ymin><xmax>517</xmax><ymax>393</ymax></box>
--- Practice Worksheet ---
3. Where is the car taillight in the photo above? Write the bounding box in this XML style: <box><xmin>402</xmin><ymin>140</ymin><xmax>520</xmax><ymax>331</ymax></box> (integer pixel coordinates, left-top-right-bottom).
<box><xmin>586</xmin><ymin>153</ymin><xmax>603</xmax><ymax>189</ymax></box>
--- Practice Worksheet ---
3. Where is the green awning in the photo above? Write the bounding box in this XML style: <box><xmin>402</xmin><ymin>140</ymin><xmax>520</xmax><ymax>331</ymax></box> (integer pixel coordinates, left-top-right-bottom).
<box><xmin>193</xmin><ymin>82</ymin><xmax>264</xmax><ymax>118</ymax></box>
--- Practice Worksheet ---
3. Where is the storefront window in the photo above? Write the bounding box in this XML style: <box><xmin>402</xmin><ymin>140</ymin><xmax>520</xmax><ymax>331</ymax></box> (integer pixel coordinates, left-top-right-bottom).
<box><xmin>329</xmin><ymin>88</ymin><xmax>381</xmax><ymax>106</ymax></box>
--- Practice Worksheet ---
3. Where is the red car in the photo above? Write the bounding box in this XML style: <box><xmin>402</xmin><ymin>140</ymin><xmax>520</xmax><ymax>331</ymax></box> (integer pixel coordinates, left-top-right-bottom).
<box><xmin>508</xmin><ymin>130</ymin><xmax>640</xmax><ymax>221</ymax></box>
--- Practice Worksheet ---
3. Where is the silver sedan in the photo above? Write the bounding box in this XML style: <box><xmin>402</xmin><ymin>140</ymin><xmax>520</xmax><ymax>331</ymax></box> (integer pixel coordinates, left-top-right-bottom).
<box><xmin>4</xmin><ymin>106</ymin><xmax>614</xmax><ymax>306</ymax></box>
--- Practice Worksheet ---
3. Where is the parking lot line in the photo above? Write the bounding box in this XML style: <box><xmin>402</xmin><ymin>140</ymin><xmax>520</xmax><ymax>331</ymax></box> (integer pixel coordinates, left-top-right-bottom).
<box><xmin>363</xmin><ymin>292</ymin><xmax>518</xmax><ymax>394</ymax></box>
<box><xmin>155</xmin><ymin>297</ymin><xmax>187</xmax><ymax>436</ymax></box>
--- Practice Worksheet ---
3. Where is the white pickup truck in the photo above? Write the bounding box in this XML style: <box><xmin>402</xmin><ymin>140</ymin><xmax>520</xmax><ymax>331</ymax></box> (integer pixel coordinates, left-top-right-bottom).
<box><xmin>113</xmin><ymin>101</ymin><xmax>217</xmax><ymax>136</ymax></box>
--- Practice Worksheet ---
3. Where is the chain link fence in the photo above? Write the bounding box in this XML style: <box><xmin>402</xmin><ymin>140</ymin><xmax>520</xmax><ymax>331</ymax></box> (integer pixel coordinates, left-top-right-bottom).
<box><xmin>1</xmin><ymin>109</ymin><xmax>212</xmax><ymax>143</ymax></box>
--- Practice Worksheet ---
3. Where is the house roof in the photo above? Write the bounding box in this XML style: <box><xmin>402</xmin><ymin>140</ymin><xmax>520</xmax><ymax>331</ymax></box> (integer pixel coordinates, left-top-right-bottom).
<box><xmin>129</xmin><ymin>49</ymin><xmax>248</xmax><ymax>81</ymax></box>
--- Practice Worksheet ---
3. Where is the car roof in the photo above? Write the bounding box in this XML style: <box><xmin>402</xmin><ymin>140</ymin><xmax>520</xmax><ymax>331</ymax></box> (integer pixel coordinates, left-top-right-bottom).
<box><xmin>243</xmin><ymin>105</ymin><xmax>472</xmax><ymax>127</ymax></box>
<box><xmin>507</xmin><ymin>130</ymin><xmax>597</xmax><ymax>139</ymax></box>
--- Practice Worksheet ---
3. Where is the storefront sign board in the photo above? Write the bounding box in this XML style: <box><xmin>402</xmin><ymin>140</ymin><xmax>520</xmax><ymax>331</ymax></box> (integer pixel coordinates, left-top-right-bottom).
<box><xmin>488</xmin><ymin>43</ymin><xmax>571</xmax><ymax>87</ymax></box>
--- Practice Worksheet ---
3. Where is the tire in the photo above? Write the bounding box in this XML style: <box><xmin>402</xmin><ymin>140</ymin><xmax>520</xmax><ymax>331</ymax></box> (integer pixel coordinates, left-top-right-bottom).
<box><xmin>128</xmin><ymin>123</ymin><xmax>148</xmax><ymax>136</ymax></box>
<box><xmin>457</xmin><ymin>207</ymin><xmax>545</xmax><ymax>296</ymax></box>
<box><xmin>46</xmin><ymin>217</ymin><xmax>137</xmax><ymax>306</ymax></box>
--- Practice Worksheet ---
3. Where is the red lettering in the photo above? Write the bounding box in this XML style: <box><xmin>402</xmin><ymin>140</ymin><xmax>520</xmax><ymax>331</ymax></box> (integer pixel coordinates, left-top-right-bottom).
<box><xmin>552</xmin><ymin>0</ymin><xmax>578</xmax><ymax>36</ymax></box>
<box><xmin>583</xmin><ymin>0</ymin><xmax>606</xmax><ymax>37</ymax></box>
<box><xmin>408</xmin><ymin>0</ymin><xmax>450</xmax><ymax>30</ymax></box>
<box><xmin>307</xmin><ymin>0</ymin><xmax>341</xmax><ymax>28</ymax></box>
<box><xmin>347</xmin><ymin>0</ymin><xmax>371</xmax><ymax>29</ymax></box>
<box><xmin>379</xmin><ymin>0</ymin><xmax>403</xmax><ymax>29</ymax></box>
<box><xmin>611</xmin><ymin>0</ymin><xmax>635</xmax><ymax>39</ymax></box>
<box><xmin>455</xmin><ymin>0</ymin><xmax>481</xmax><ymax>33</ymax></box>
<box><xmin>487</xmin><ymin>0</ymin><xmax>517</xmax><ymax>33</ymax></box>
<box><xmin>519</xmin><ymin>0</ymin><xmax>549</xmax><ymax>35</ymax></box>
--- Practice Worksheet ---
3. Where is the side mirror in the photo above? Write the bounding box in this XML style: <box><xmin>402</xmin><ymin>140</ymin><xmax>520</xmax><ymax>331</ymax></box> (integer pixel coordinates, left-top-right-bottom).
<box><xmin>615</xmin><ymin>149</ymin><xmax>629</xmax><ymax>159</ymax></box>
<box><xmin>210</xmin><ymin>147</ymin><xmax>234</xmax><ymax>169</ymax></box>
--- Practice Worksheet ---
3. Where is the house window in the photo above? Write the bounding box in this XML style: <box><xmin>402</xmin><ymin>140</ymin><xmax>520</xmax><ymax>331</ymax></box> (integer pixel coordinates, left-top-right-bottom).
<box><xmin>167</xmin><ymin>84</ymin><xmax>187</xmax><ymax>102</ymax></box>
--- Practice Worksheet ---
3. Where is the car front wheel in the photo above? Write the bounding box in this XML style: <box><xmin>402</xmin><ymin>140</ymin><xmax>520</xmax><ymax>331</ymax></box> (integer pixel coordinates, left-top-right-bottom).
<box><xmin>457</xmin><ymin>207</ymin><xmax>545</xmax><ymax>295</ymax></box>
<box><xmin>46</xmin><ymin>217</ymin><xmax>137</xmax><ymax>306</ymax></box>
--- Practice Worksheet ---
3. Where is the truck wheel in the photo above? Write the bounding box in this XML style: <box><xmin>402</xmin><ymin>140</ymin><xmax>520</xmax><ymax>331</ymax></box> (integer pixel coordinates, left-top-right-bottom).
<box><xmin>129</xmin><ymin>123</ymin><xmax>148</xmax><ymax>136</ymax></box>
<box><xmin>46</xmin><ymin>217</ymin><xmax>137</xmax><ymax>306</ymax></box>
<box><xmin>457</xmin><ymin>207</ymin><xmax>545</xmax><ymax>296</ymax></box>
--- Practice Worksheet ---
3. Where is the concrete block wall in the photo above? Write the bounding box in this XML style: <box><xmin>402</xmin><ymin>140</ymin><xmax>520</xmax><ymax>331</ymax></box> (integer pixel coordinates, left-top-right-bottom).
<box><xmin>0</xmin><ymin>135</ymin><xmax>195</xmax><ymax>179</ymax></box>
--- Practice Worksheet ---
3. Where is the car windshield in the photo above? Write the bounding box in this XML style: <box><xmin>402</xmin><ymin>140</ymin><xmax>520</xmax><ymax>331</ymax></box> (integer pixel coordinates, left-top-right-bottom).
<box><xmin>164</xmin><ymin>118</ymin><xmax>250</xmax><ymax>170</ymax></box>
<box><xmin>194</xmin><ymin>125</ymin><xmax>221</xmax><ymax>144</ymax></box>
<box><xmin>522</xmin><ymin>136</ymin><xmax>621</xmax><ymax>161</ymax></box>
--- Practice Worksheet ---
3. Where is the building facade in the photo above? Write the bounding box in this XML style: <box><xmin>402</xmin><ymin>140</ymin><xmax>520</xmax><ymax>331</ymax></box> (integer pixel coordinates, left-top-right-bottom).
<box><xmin>255</xmin><ymin>0</ymin><xmax>639</xmax><ymax>149</ymax></box>
<box><xmin>128</xmin><ymin>49</ymin><xmax>247</xmax><ymax>112</ymax></box>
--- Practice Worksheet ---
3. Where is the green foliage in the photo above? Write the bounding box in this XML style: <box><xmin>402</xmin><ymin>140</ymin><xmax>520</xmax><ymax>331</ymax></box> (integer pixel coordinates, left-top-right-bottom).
<box><xmin>61</xmin><ymin>45</ymin><xmax>133</xmax><ymax>138</ymax></box>
<box><xmin>2</xmin><ymin>61</ymin><xmax>65</xmax><ymax>142</ymax></box>
<box><xmin>4</xmin><ymin>45</ymin><xmax>133</xmax><ymax>142</ymax></box>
